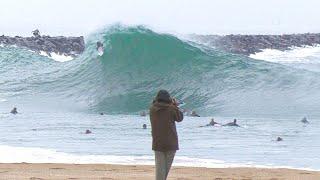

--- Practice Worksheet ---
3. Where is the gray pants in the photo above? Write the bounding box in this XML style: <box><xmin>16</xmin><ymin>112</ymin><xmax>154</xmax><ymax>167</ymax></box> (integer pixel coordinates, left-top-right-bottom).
<box><xmin>154</xmin><ymin>150</ymin><xmax>176</xmax><ymax>180</ymax></box>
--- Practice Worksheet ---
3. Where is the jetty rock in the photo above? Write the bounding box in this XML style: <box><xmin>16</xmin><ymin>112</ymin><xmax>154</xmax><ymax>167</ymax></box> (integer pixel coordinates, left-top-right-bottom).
<box><xmin>0</xmin><ymin>30</ymin><xmax>85</xmax><ymax>57</ymax></box>
<box><xmin>191</xmin><ymin>33</ymin><xmax>320</xmax><ymax>55</ymax></box>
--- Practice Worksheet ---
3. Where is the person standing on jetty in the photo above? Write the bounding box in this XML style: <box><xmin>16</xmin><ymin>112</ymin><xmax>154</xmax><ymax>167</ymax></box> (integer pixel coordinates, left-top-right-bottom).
<box><xmin>150</xmin><ymin>90</ymin><xmax>184</xmax><ymax>180</ymax></box>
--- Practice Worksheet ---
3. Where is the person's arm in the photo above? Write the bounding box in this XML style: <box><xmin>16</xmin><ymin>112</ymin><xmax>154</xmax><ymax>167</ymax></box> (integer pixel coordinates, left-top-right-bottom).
<box><xmin>173</xmin><ymin>106</ymin><xmax>183</xmax><ymax>122</ymax></box>
<box><xmin>170</xmin><ymin>98</ymin><xmax>183</xmax><ymax>122</ymax></box>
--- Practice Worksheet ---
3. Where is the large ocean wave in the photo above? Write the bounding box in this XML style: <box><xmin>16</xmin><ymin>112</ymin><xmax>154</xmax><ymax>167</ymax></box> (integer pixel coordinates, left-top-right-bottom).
<box><xmin>1</xmin><ymin>24</ymin><xmax>320</xmax><ymax>117</ymax></box>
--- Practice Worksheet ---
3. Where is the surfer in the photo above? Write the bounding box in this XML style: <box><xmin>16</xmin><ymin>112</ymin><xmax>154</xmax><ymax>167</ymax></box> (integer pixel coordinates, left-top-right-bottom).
<box><xmin>190</xmin><ymin>110</ymin><xmax>200</xmax><ymax>117</ymax></box>
<box><xmin>276</xmin><ymin>137</ymin><xmax>283</xmax><ymax>141</ymax></box>
<box><xmin>200</xmin><ymin>118</ymin><xmax>220</xmax><ymax>127</ymax></box>
<box><xmin>96</xmin><ymin>41</ymin><xmax>104</xmax><ymax>56</ymax></box>
<box><xmin>301</xmin><ymin>117</ymin><xmax>309</xmax><ymax>124</ymax></box>
<box><xmin>223</xmin><ymin>119</ymin><xmax>240</xmax><ymax>127</ymax></box>
<box><xmin>143</xmin><ymin>124</ymin><xmax>147</xmax><ymax>129</ymax></box>
<box><xmin>208</xmin><ymin>118</ymin><xmax>220</xmax><ymax>126</ymax></box>
<box><xmin>10</xmin><ymin>107</ymin><xmax>18</xmax><ymax>114</ymax></box>
<box><xmin>85</xmin><ymin>129</ymin><xmax>92</xmax><ymax>134</ymax></box>
<box><xmin>96</xmin><ymin>41</ymin><xmax>103</xmax><ymax>50</ymax></box>
<box><xmin>140</xmin><ymin>111</ymin><xmax>147</xmax><ymax>117</ymax></box>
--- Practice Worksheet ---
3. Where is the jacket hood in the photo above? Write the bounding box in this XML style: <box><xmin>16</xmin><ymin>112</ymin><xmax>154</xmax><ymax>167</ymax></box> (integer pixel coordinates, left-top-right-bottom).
<box><xmin>155</xmin><ymin>90</ymin><xmax>171</xmax><ymax>103</ymax></box>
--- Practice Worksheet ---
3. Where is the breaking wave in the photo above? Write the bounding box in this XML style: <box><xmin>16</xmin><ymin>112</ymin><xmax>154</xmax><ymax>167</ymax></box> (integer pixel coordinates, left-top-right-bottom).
<box><xmin>2</xmin><ymin>24</ymin><xmax>320</xmax><ymax>117</ymax></box>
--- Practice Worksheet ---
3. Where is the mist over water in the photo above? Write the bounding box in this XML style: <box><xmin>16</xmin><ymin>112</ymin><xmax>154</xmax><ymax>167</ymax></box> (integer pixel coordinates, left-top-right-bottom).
<box><xmin>0</xmin><ymin>24</ymin><xmax>320</xmax><ymax>169</ymax></box>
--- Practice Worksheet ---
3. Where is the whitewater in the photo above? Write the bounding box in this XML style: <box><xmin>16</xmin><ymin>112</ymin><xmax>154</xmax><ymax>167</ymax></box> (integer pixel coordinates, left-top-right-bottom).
<box><xmin>0</xmin><ymin>25</ymin><xmax>319</xmax><ymax>170</ymax></box>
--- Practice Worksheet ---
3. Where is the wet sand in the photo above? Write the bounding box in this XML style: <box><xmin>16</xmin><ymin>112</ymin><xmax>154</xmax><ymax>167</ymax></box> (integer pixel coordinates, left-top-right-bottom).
<box><xmin>0</xmin><ymin>163</ymin><xmax>319</xmax><ymax>180</ymax></box>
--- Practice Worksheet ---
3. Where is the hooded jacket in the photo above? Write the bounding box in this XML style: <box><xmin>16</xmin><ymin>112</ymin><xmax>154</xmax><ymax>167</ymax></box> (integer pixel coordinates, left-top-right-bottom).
<box><xmin>150</xmin><ymin>101</ymin><xmax>183</xmax><ymax>151</ymax></box>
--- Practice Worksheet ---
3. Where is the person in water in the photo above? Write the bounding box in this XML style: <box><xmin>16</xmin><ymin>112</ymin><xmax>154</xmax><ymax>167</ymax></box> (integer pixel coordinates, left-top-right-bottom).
<box><xmin>140</xmin><ymin>111</ymin><xmax>147</xmax><ymax>117</ymax></box>
<box><xmin>199</xmin><ymin>118</ymin><xmax>220</xmax><ymax>127</ymax></box>
<box><xmin>96</xmin><ymin>41</ymin><xmax>104</xmax><ymax>50</ymax></box>
<box><xmin>277</xmin><ymin>137</ymin><xmax>283</xmax><ymax>141</ymax></box>
<box><xmin>150</xmin><ymin>90</ymin><xmax>184</xmax><ymax>180</ymax></box>
<box><xmin>143</xmin><ymin>124</ymin><xmax>147</xmax><ymax>129</ymax></box>
<box><xmin>10</xmin><ymin>107</ymin><xmax>18</xmax><ymax>114</ymax></box>
<box><xmin>223</xmin><ymin>119</ymin><xmax>240</xmax><ymax>127</ymax></box>
<box><xmin>208</xmin><ymin>118</ymin><xmax>220</xmax><ymax>126</ymax></box>
<box><xmin>301</xmin><ymin>117</ymin><xmax>309</xmax><ymax>124</ymax></box>
<box><xmin>85</xmin><ymin>130</ymin><xmax>92</xmax><ymax>134</ymax></box>
<box><xmin>190</xmin><ymin>110</ymin><xmax>200</xmax><ymax>117</ymax></box>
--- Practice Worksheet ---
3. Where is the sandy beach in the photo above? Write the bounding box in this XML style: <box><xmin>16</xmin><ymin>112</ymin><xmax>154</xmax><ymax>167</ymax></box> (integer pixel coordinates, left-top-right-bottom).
<box><xmin>0</xmin><ymin>163</ymin><xmax>319</xmax><ymax>180</ymax></box>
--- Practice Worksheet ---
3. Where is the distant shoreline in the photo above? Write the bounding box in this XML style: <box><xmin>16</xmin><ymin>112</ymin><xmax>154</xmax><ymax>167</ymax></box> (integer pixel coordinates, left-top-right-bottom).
<box><xmin>0</xmin><ymin>163</ymin><xmax>319</xmax><ymax>179</ymax></box>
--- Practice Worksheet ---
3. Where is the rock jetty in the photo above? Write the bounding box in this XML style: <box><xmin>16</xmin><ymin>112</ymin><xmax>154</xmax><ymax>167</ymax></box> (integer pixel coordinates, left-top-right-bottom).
<box><xmin>0</xmin><ymin>30</ymin><xmax>85</xmax><ymax>57</ymax></box>
<box><xmin>192</xmin><ymin>33</ymin><xmax>320</xmax><ymax>55</ymax></box>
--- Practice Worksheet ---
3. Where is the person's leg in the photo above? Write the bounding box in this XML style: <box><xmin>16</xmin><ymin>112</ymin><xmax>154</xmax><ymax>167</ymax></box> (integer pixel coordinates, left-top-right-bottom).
<box><xmin>165</xmin><ymin>150</ymin><xmax>176</xmax><ymax>179</ymax></box>
<box><xmin>154</xmin><ymin>151</ymin><xmax>167</xmax><ymax>180</ymax></box>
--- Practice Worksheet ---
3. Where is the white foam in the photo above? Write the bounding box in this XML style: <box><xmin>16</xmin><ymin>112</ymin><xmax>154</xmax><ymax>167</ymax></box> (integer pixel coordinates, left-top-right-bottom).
<box><xmin>39</xmin><ymin>51</ymin><xmax>74</xmax><ymax>62</ymax></box>
<box><xmin>0</xmin><ymin>44</ymin><xmax>17</xmax><ymax>48</ymax></box>
<box><xmin>250</xmin><ymin>45</ymin><xmax>320</xmax><ymax>64</ymax></box>
<box><xmin>0</xmin><ymin>45</ymin><xmax>73</xmax><ymax>62</ymax></box>
<box><xmin>0</xmin><ymin>145</ymin><xmax>317</xmax><ymax>171</ymax></box>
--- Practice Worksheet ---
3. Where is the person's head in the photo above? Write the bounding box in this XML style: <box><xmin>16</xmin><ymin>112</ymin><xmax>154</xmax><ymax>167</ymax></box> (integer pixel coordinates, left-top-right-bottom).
<box><xmin>211</xmin><ymin>118</ymin><xmax>214</xmax><ymax>122</ymax></box>
<box><xmin>233</xmin><ymin>119</ymin><xmax>237</xmax><ymax>123</ymax></box>
<box><xmin>13</xmin><ymin>107</ymin><xmax>17</xmax><ymax>110</ymax></box>
<box><xmin>155</xmin><ymin>90</ymin><xmax>171</xmax><ymax>104</ymax></box>
<box><xmin>143</xmin><ymin>124</ymin><xmax>147</xmax><ymax>129</ymax></box>
<box><xmin>100</xmin><ymin>112</ymin><xmax>104</xmax><ymax>115</ymax></box>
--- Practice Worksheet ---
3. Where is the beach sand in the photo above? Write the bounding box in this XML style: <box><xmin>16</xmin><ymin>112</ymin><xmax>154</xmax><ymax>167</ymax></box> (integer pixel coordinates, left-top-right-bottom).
<box><xmin>0</xmin><ymin>163</ymin><xmax>319</xmax><ymax>180</ymax></box>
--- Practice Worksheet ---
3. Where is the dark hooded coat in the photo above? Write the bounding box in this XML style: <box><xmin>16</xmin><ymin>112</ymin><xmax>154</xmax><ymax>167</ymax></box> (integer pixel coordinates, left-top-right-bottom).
<box><xmin>149</xmin><ymin>90</ymin><xmax>183</xmax><ymax>151</ymax></box>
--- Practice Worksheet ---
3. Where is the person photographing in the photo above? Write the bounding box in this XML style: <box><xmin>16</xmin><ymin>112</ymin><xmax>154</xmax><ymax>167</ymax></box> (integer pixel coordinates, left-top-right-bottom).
<box><xmin>149</xmin><ymin>90</ymin><xmax>184</xmax><ymax>180</ymax></box>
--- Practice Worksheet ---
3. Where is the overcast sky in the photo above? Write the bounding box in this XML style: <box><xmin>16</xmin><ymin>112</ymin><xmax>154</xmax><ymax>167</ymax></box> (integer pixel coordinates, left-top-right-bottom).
<box><xmin>0</xmin><ymin>0</ymin><xmax>319</xmax><ymax>36</ymax></box>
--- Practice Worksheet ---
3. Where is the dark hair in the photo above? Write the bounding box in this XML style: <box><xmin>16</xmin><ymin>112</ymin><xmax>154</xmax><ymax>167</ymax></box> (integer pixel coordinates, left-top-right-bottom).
<box><xmin>155</xmin><ymin>90</ymin><xmax>171</xmax><ymax>104</ymax></box>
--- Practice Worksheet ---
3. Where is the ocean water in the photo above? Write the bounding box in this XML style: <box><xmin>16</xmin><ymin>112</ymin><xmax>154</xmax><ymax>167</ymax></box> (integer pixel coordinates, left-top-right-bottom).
<box><xmin>0</xmin><ymin>24</ymin><xmax>319</xmax><ymax>170</ymax></box>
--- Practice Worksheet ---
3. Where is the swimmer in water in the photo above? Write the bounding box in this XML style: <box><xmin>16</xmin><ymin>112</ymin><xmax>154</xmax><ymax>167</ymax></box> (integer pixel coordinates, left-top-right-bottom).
<box><xmin>200</xmin><ymin>118</ymin><xmax>221</xmax><ymax>127</ymax></box>
<box><xmin>85</xmin><ymin>130</ymin><xmax>92</xmax><ymax>134</ymax></box>
<box><xmin>301</xmin><ymin>117</ymin><xmax>309</xmax><ymax>124</ymax></box>
<box><xmin>143</xmin><ymin>124</ymin><xmax>147</xmax><ymax>129</ymax></box>
<box><xmin>140</xmin><ymin>111</ymin><xmax>147</xmax><ymax>117</ymax></box>
<box><xmin>10</xmin><ymin>107</ymin><xmax>18</xmax><ymax>114</ymax></box>
<box><xmin>223</xmin><ymin>119</ymin><xmax>240</xmax><ymax>127</ymax></box>
<box><xmin>208</xmin><ymin>118</ymin><xmax>220</xmax><ymax>126</ymax></box>
<box><xmin>190</xmin><ymin>110</ymin><xmax>200</xmax><ymax>117</ymax></box>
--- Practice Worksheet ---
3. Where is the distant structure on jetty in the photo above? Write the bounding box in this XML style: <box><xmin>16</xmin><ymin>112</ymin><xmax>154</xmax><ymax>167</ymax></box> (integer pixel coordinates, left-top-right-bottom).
<box><xmin>192</xmin><ymin>33</ymin><xmax>320</xmax><ymax>55</ymax></box>
<box><xmin>0</xmin><ymin>29</ymin><xmax>85</xmax><ymax>57</ymax></box>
